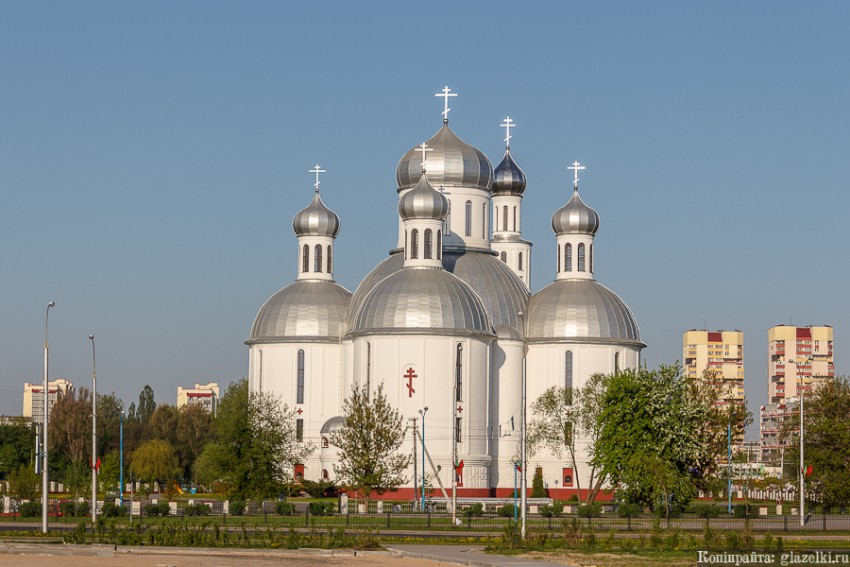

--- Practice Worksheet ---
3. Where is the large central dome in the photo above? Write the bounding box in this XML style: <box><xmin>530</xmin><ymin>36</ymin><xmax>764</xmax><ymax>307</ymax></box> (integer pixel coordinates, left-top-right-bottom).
<box><xmin>396</xmin><ymin>124</ymin><xmax>493</xmax><ymax>191</ymax></box>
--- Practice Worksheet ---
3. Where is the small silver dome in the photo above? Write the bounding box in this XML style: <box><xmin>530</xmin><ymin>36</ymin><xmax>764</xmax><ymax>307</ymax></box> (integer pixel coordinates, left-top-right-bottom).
<box><xmin>293</xmin><ymin>192</ymin><xmax>341</xmax><ymax>237</ymax></box>
<box><xmin>527</xmin><ymin>279</ymin><xmax>642</xmax><ymax>344</ymax></box>
<box><xmin>398</xmin><ymin>174</ymin><xmax>449</xmax><ymax>221</ymax></box>
<box><xmin>551</xmin><ymin>189</ymin><xmax>600</xmax><ymax>235</ymax></box>
<box><xmin>347</xmin><ymin>253</ymin><xmax>404</xmax><ymax>326</ymax></box>
<box><xmin>350</xmin><ymin>268</ymin><xmax>492</xmax><ymax>337</ymax></box>
<box><xmin>492</xmin><ymin>149</ymin><xmax>527</xmax><ymax>196</ymax></box>
<box><xmin>248</xmin><ymin>280</ymin><xmax>351</xmax><ymax>343</ymax></box>
<box><xmin>320</xmin><ymin>416</ymin><xmax>345</xmax><ymax>435</ymax></box>
<box><xmin>396</xmin><ymin>124</ymin><xmax>493</xmax><ymax>192</ymax></box>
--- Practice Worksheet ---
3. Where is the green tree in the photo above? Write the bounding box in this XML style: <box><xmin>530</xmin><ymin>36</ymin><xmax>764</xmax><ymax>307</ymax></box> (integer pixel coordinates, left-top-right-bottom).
<box><xmin>49</xmin><ymin>387</ymin><xmax>91</xmax><ymax>470</ymax></box>
<box><xmin>175</xmin><ymin>405</ymin><xmax>212</xmax><ymax>481</ymax></box>
<box><xmin>129</xmin><ymin>439</ymin><xmax>180</xmax><ymax>488</ymax></box>
<box><xmin>331</xmin><ymin>383</ymin><xmax>410</xmax><ymax>504</ymax></box>
<box><xmin>98</xmin><ymin>450</ymin><xmax>121</xmax><ymax>497</ymax></box>
<box><xmin>528</xmin><ymin>373</ymin><xmax>608</xmax><ymax>504</ymax></box>
<box><xmin>0</xmin><ymin>419</ymin><xmax>35</xmax><ymax>480</ymax></box>
<box><xmin>531</xmin><ymin>466</ymin><xmax>547</xmax><ymax>497</ymax></box>
<box><xmin>195</xmin><ymin>379</ymin><xmax>311</xmax><ymax>498</ymax></box>
<box><xmin>786</xmin><ymin>376</ymin><xmax>850</xmax><ymax>508</ymax></box>
<box><xmin>592</xmin><ymin>364</ymin><xmax>709</xmax><ymax>512</ymax></box>
<box><xmin>136</xmin><ymin>385</ymin><xmax>157</xmax><ymax>423</ymax></box>
<box><xmin>9</xmin><ymin>464</ymin><xmax>39</xmax><ymax>501</ymax></box>
<box><xmin>96</xmin><ymin>393</ymin><xmax>125</xmax><ymax>456</ymax></box>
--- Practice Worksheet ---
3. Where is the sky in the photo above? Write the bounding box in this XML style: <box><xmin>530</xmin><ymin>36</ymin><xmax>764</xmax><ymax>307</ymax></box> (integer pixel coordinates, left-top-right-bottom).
<box><xmin>1</xmin><ymin>2</ymin><xmax>848</xmax><ymax>435</ymax></box>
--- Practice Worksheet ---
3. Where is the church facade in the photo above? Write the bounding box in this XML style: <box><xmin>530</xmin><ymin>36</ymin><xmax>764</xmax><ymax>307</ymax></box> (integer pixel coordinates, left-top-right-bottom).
<box><xmin>245</xmin><ymin>90</ymin><xmax>645</xmax><ymax>499</ymax></box>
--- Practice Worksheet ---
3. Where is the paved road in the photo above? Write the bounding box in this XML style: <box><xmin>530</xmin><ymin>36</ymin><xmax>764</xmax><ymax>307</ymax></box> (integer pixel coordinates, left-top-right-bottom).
<box><xmin>389</xmin><ymin>544</ymin><xmax>567</xmax><ymax>567</ymax></box>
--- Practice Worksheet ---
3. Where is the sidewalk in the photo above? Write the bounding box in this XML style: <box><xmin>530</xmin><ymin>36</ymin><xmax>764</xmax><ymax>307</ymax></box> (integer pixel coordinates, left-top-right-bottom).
<box><xmin>388</xmin><ymin>544</ymin><xmax>566</xmax><ymax>567</ymax></box>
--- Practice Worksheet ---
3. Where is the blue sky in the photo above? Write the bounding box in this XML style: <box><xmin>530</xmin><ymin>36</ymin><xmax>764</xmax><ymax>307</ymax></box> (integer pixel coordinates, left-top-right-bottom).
<box><xmin>1</xmin><ymin>2</ymin><xmax>848</xmax><ymax>433</ymax></box>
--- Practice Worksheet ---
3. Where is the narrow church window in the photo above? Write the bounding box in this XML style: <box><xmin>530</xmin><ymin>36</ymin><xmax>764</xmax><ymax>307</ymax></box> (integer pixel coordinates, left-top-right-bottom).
<box><xmin>302</xmin><ymin>244</ymin><xmax>310</xmax><ymax>273</ymax></box>
<box><xmin>297</xmin><ymin>349</ymin><xmax>305</xmax><ymax>404</ymax></box>
<box><xmin>578</xmin><ymin>243</ymin><xmax>585</xmax><ymax>271</ymax></box>
<box><xmin>296</xmin><ymin>419</ymin><xmax>304</xmax><ymax>442</ymax></box>
<box><xmin>465</xmin><ymin>200</ymin><xmax>472</xmax><ymax>237</ymax></box>
<box><xmin>502</xmin><ymin>205</ymin><xmax>508</xmax><ymax>232</ymax></box>
<box><xmin>424</xmin><ymin>229</ymin><xmax>433</xmax><ymax>259</ymax></box>
<box><xmin>513</xmin><ymin>206</ymin><xmax>517</xmax><ymax>231</ymax></box>
<box><xmin>322</xmin><ymin>437</ymin><xmax>329</xmax><ymax>449</ymax></box>
<box><xmin>456</xmin><ymin>417</ymin><xmax>463</xmax><ymax>443</ymax></box>
<box><xmin>494</xmin><ymin>206</ymin><xmax>498</xmax><ymax>232</ymax></box>
<box><xmin>258</xmin><ymin>350</ymin><xmax>263</xmax><ymax>393</ymax></box>
<box><xmin>411</xmin><ymin>229</ymin><xmax>419</xmax><ymax>259</ymax></box>
<box><xmin>565</xmin><ymin>351</ymin><xmax>573</xmax><ymax>392</ymax></box>
<box><xmin>404</xmin><ymin>230</ymin><xmax>408</xmax><ymax>260</ymax></box>
<box><xmin>445</xmin><ymin>200</ymin><xmax>451</xmax><ymax>235</ymax></box>
<box><xmin>327</xmin><ymin>245</ymin><xmax>333</xmax><ymax>273</ymax></box>
<box><xmin>565</xmin><ymin>244</ymin><xmax>572</xmax><ymax>272</ymax></box>
<box><xmin>589</xmin><ymin>244</ymin><xmax>593</xmax><ymax>273</ymax></box>
<box><xmin>518</xmin><ymin>252</ymin><xmax>523</xmax><ymax>271</ymax></box>
<box><xmin>557</xmin><ymin>244</ymin><xmax>561</xmax><ymax>272</ymax></box>
<box><xmin>366</xmin><ymin>342</ymin><xmax>372</xmax><ymax>397</ymax></box>
<box><xmin>314</xmin><ymin>244</ymin><xmax>323</xmax><ymax>272</ymax></box>
<box><xmin>482</xmin><ymin>203</ymin><xmax>487</xmax><ymax>238</ymax></box>
<box><xmin>614</xmin><ymin>352</ymin><xmax>620</xmax><ymax>374</ymax></box>
<box><xmin>500</xmin><ymin>251</ymin><xmax>507</xmax><ymax>263</ymax></box>
<box><xmin>455</xmin><ymin>343</ymin><xmax>463</xmax><ymax>402</ymax></box>
<box><xmin>436</xmin><ymin>231</ymin><xmax>442</xmax><ymax>260</ymax></box>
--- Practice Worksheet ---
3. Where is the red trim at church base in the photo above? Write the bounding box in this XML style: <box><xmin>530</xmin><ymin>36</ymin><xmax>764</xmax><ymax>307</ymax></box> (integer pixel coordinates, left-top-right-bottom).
<box><xmin>344</xmin><ymin>487</ymin><xmax>616</xmax><ymax>501</ymax></box>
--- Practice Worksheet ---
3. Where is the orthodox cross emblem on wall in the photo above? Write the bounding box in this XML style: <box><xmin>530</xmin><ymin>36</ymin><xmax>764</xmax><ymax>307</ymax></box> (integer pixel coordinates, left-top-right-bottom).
<box><xmin>404</xmin><ymin>367</ymin><xmax>418</xmax><ymax>397</ymax></box>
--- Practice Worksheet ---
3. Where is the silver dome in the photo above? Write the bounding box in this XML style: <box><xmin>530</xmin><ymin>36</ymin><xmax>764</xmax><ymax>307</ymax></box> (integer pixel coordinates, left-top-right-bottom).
<box><xmin>443</xmin><ymin>251</ymin><xmax>530</xmax><ymax>332</ymax></box>
<box><xmin>396</xmin><ymin>124</ymin><xmax>493</xmax><ymax>192</ymax></box>
<box><xmin>492</xmin><ymin>149</ymin><xmax>527</xmax><ymax>196</ymax></box>
<box><xmin>527</xmin><ymin>279</ymin><xmax>642</xmax><ymax>344</ymax></box>
<box><xmin>248</xmin><ymin>280</ymin><xmax>352</xmax><ymax>343</ymax></box>
<box><xmin>320</xmin><ymin>416</ymin><xmax>345</xmax><ymax>435</ymax></box>
<box><xmin>350</xmin><ymin>268</ymin><xmax>492</xmax><ymax>337</ymax></box>
<box><xmin>551</xmin><ymin>189</ymin><xmax>600</xmax><ymax>235</ymax></box>
<box><xmin>293</xmin><ymin>192</ymin><xmax>341</xmax><ymax>237</ymax></box>
<box><xmin>398</xmin><ymin>174</ymin><xmax>449</xmax><ymax>221</ymax></box>
<box><xmin>347</xmin><ymin>253</ymin><xmax>404</xmax><ymax>326</ymax></box>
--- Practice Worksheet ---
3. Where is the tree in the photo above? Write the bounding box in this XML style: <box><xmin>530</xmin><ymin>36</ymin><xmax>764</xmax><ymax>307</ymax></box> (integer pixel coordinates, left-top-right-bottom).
<box><xmin>528</xmin><ymin>373</ymin><xmax>608</xmax><ymax>504</ymax></box>
<box><xmin>49</xmin><ymin>386</ymin><xmax>91</xmax><ymax>467</ymax></box>
<box><xmin>175</xmin><ymin>405</ymin><xmax>212</xmax><ymax>481</ymax></box>
<box><xmin>591</xmin><ymin>364</ymin><xmax>709</xmax><ymax>512</ymax></box>
<box><xmin>9</xmin><ymin>464</ymin><xmax>39</xmax><ymax>501</ymax></box>
<box><xmin>195</xmin><ymin>378</ymin><xmax>311</xmax><ymax>498</ymax></box>
<box><xmin>130</xmin><ymin>439</ymin><xmax>180</xmax><ymax>488</ymax></box>
<box><xmin>98</xmin><ymin>450</ymin><xmax>121</xmax><ymax>497</ymax></box>
<box><xmin>96</xmin><ymin>393</ymin><xmax>125</xmax><ymax>456</ymax></box>
<box><xmin>136</xmin><ymin>385</ymin><xmax>157</xmax><ymax>423</ymax></box>
<box><xmin>531</xmin><ymin>467</ymin><xmax>547</xmax><ymax>498</ymax></box>
<box><xmin>331</xmin><ymin>383</ymin><xmax>410</xmax><ymax>504</ymax></box>
<box><xmin>0</xmin><ymin>419</ymin><xmax>35</xmax><ymax>480</ymax></box>
<box><xmin>786</xmin><ymin>376</ymin><xmax>850</xmax><ymax>508</ymax></box>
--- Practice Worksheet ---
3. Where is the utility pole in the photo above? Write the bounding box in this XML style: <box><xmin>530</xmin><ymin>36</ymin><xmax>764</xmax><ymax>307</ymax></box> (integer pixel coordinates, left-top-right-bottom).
<box><xmin>408</xmin><ymin>417</ymin><xmax>418</xmax><ymax>510</ymax></box>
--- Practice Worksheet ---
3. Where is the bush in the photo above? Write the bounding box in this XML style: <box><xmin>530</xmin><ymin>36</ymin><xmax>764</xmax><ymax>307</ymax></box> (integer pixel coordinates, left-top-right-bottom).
<box><xmin>617</xmin><ymin>503</ymin><xmax>642</xmax><ymax>518</ymax></box>
<box><xmin>19</xmin><ymin>501</ymin><xmax>41</xmax><ymax>517</ymax></box>
<box><xmin>276</xmin><ymin>501</ymin><xmax>295</xmax><ymax>515</ymax></box>
<box><xmin>540</xmin><ymin>501</ymin><xmax>564</xmax><ymax>518</ymax></box>
<box><xmin>734</xmin><ymin>503</ymin><xmax>755</xmax><ymax>518</ymax></box>
<box><xmin>531</xmin><ymin>468</ymin><xmax>547</xmax><ymax>498</ymax></box>
<box><xmin>497</xmin><ymin>503</ymin><xmax>517</xmax><ymax>517</ymax></box>
<box><xmin>654</xmin><ymin>504</ymin><xmax>683</xmax><ymax>518</ymax></box>
<box><xmin>299</xmin><ymin>479</ymin><xmax>340</xmax><ymax>498</ymax></box>
<box><xmin>184</xmin><ymin>503</ymin><xmax>211</xmax><ymax>516</ymax></box>
<box><xmin>144</xmin><ymin>502</ymin><xmax>170</xmax><ymax>516</ymax></box>
<box><xmin>229</xmin><ymin>499</ymin><xmax>245</xmax><ymax>516</ymax></box>
<box><xmin>308</xmin><ymin>501</ymin><xmax>336</xmax><ymax>516</ymax></box>
<box><xmin>578</xmin><ymin>503</ymin><xmax>602</xmax><ymax>518</ymax></box>
<box><xmin>101</xmin><ymin>502</ymin><xmax>126</xmax><ymax>517</ymax></box>
<box><xmin>60</xmin><ymin>501</ymin><xmax>77</xmax><ymax>517</ymax></box>
<box><xmin>694</xmin><ymin>503</ymin><xmax>722</xmax><ymax>518</ymax></box>
<box><xmin>463</xmin><ymin>503</ymin><xmax>484</xmax><ymax>519</ymax></box>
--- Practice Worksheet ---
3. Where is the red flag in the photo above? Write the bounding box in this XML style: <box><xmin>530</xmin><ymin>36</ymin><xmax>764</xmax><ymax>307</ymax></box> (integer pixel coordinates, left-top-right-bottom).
<box><xmin>96</xmin><ymin>457</ymin><xmax>101</xmax><ymax>472</ymax></box>
<box><xmin>805</xmin><ymin>465</ymin><xmax>813</xmax><ymax>477</ymax></box>
<box><xmin>454</xmin><ymin>459</ymin><xmax>464</xmax><ymax>474</ymax></box>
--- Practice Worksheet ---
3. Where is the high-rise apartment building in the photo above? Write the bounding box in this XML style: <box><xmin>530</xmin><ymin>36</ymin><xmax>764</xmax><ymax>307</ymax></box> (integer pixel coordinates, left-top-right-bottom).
<box><xmin>22</xmin><ymin>379</ymin><xmax>73</xmax><ymax>423</ymax></box>
<box><xmin>767</xmin><ymin>325</ymin><xmax>833</xmax><ymax>405</ymax></box>
<box><xmin>683</xmin><ymin>330</ymin><xmax>745</xmax><ymax>408</ymax></box>
<box><xmin>177</xmin><ymin>382</ymin><xmax>220</xmax><ymax>414</ymax></box>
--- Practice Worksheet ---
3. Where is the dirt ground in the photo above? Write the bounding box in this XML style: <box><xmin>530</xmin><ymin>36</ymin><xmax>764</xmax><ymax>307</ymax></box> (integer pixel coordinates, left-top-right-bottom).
<box><xmin>0</xmin><ymin>545</ymin><xmax>450</xmax><ymax>567</ymax></box>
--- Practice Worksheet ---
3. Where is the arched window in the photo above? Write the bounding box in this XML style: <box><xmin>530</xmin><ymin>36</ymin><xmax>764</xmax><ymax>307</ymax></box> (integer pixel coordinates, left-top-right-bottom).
<box><xmin>424</xmin><ymin>229</ymin><xmax>433</xmax><ymax>259</ymax></box>
<box><xmin>322</xmin><ymin>469</ymin><xmax>329</xmax><ymax>479</ymax></box>
<box><xmin>465</xmin><ymin>200</ymin><xmax>472</xmax><ymax>236</ymax></box>
<box><xmin>578</xmin><ymin>243</ymin><xmax>586</xmax><ymax>271</ymax></box>
<box><xmin>297</xmin><ymin>349</ymin><xmax>305</xmax><ymax>404</ymax></box>
<box><xmin>557</xmin><ymin>244</ymin><xmax>561</xmax><ymax>272</ymax></box>
<box><xmin>589</xmin><ymin>244</ymin><xmax>593</xmax><ymax>273</ymax></box>
<box><xmin>502</xmin><ymin>205</ymin><xmax>508</xmax><ymax>231</ymax></box>
<box><xmin>482</xmin><ymin>203</ymin><xmax>487</xmax><ymax>237</ymax></box>
<box><xmin>518</xmin><ymin>251</ymin><xmax>523</xmax><ymax>271</ymax></box>
<box><xmin>494</xmin><ymin>206</ymin><xmax>498</xmax><ymax>232</ymax></box>
<box><xmin>500</xmin><ymin>251</ymin><xmax>507</xmax><ymax>263</ymax></box>
<box><xmin>513</xmin><ymin>206</ymin><xmax>517</xmax><ymax>231</ymax></box>
<box><xmin>321</xmin><ymin>438</ymin><xmax>329</xmax><ymax>449</ymax></box>
<box><xmin>302</xmin><ymin>244</ymin><xmax>310</xmax><ymax>273</ymax></box>
<box><xmin>565</xmin><ymin>243</ymin><xmax>573</xmax><ymax>272</ymax></box>
<box><xmin>314</xmin><ymin>244</ymin><xmax>323</xmax><ymax>272</ymax></box>
<box><xmin>366</xmin><ymin>342</ymin><xmax>371</xmax><ymax>396</ymax></box>
<box><xmin>410</xmin><ymin>229</ymin><xmax>419</xmax><ymax>259</ymax></box>
<box><xmin>404</xmin><ymin>230</ymin><xmax>408</xmax><ymax>260</ymax></box>
<box><xmin>565</xmin><ymin>351</ymin><xmax>573</xmax><ymax>391</ymax></box>
<box><xmin>445</xmin><ymin>200</ymin><xmax>451</xmax><ymax>235</ymax></box>
<box><xmin>614</xmin><ymin>352</ymin><xmax>620</xmax><ymax>374</ymax></box>
<box><xmin>455</xmin><ymin>344</ymin><xmax>463</xmax><ymax>401</ymax></box>
<box><xmin>436</xmin><ymin>230</ymin><xmax>442</xmax><ymax>260</ymax></box>
<box><xmin>327</xmin><ymin>245</ymin><xmax>333</xmax><ymax>273</ymax></box>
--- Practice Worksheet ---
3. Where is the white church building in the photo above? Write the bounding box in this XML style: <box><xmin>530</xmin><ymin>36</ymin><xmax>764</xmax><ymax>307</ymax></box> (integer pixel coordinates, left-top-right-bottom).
<box><xmin>246</xmin><ymin>89</ymin><xmax>644</xmax><ymax>499</ymax></box>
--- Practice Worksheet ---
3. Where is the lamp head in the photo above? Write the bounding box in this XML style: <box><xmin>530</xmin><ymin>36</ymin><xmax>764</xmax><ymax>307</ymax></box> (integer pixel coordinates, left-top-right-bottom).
<box><xmin>48</xmin><ymin>301</ymin><xmax>55</xmax><ymax>308</ymax></box>
<box><xmin>89</xmin><ymin>334</ymin><xmax>94</xmax><ymax>340</ymax></box>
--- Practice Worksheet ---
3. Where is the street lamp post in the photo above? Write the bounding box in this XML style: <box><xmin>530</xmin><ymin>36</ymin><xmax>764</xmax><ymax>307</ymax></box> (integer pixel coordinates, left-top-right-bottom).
<box><xmin>418</xmin><ymin>406</ymin><xmax>428</xmax><ymax>512</ymax></box>
<box><xmin>89</xmin><ymin>334</ymin><xmax>97</xmax><ymax>524</ymax></box>
<box><xmin>511</xmin><ymin>455</ymin><xmax>519</xmax><ymax>522</ymax></box>
<box><xmin>42</xmin><ymin>300</ymin><xmax>55</xmax><ymax>534</ymax></box>
<box><xmin>787</xmin><ymin>357</ymin><xmax>813</xmax><ymax>527</ymax></box>
<box><xmin>119</xmin><ymin>411</ymin><xmax>124</xmax><ymax>507</ymax></box>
